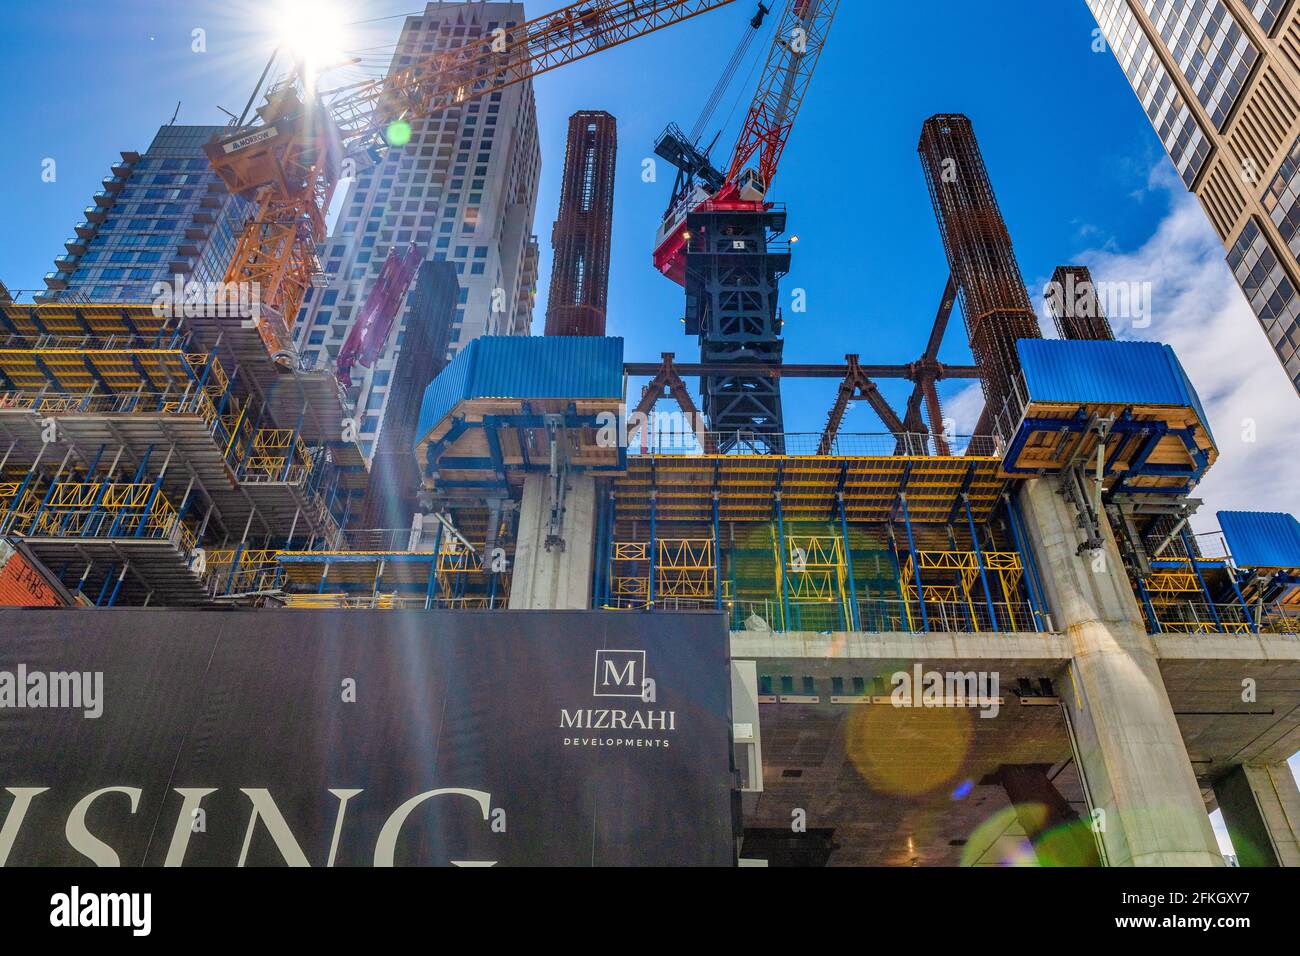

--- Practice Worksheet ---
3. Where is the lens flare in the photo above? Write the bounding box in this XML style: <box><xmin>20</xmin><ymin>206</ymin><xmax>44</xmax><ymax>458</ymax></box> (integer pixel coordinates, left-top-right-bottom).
<box><xmin>385</xmin><ymin>121</ymin><xmax>413</xmax><ymax>147</ymax></box>
<box><xmin>844</xmin><ymin>699</ymin><xmax>973</xmax><ymax>797</ymax></box>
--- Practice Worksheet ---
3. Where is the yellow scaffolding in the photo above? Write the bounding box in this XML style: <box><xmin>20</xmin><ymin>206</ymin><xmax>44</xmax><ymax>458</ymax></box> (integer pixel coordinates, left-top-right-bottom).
<box><xmin>777</xmin><ymin>533</ymin><xmax>851</xmax><ymax>629</ymax></box>
<box><xmin>607</xmin><ymin>538</ymin><xmax>720</xmax><ymax>608</ymax></box>
<box><xmin>900</xmin><ymin>550</ymin><xmax>1025</xmax><ymax>632</ymax></box>
<box><xmin>243</xmin><ymin>428</ymin><xmax>313</xmax><ymax>483</ymax></box>
<box><xmin>8</xmin><ymin>481</ymin><xmax>195</xmax><ymax>552</ymax></box>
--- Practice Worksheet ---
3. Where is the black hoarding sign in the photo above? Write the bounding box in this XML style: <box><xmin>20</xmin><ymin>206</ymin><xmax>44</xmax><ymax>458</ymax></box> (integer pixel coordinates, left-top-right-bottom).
<box><xmin>0</xmin><ymin>609</ymin><xmax>734</xmax><ymax>866</ymax></box>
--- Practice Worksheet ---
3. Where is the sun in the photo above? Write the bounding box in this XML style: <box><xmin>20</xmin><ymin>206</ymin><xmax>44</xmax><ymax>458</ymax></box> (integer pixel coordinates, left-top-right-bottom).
<box><xmin>270</xmin><ymin>0</ymin><xmax>350</xmax><ymax>87</ymax></box>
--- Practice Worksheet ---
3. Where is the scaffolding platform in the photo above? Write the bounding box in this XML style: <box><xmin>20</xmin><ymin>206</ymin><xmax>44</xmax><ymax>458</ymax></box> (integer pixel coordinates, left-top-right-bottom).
<box><xmin>181</xmin><ymin>310</ymin><xmax>355</xmax><ymax>443</ymax></box>
<box><xmin>612</xmin><ymin>453</ymin><xmax>1007</xmax><ymax>524</ymax></box>
<box><xmin>4</xmin><ymin>481</ymin><xmax>209</xmax><ymax>605</ymax></box>
<box><xmin>996</xmin><ymin>340</ymin><xmax>1216</xmax><ymax>495</ymax></box>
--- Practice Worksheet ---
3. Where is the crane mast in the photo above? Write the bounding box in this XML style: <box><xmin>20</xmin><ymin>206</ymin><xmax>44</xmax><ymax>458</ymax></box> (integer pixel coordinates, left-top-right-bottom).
<box><xmin>651</xmin><ymin>0</ymin><xmax>837</xmax><ymax>453</ymax></box>
<box><xmin>204</xmin><ymin>0</ymin><xmax>743</xmax><ymax>369</ymax></box>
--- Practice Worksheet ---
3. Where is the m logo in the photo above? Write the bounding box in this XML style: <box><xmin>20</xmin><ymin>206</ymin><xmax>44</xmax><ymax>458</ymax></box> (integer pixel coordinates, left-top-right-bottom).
<box><xmin>593</xmin><ymin>649</ymin><xmax>645</xmax><ymax>698</ymax></box>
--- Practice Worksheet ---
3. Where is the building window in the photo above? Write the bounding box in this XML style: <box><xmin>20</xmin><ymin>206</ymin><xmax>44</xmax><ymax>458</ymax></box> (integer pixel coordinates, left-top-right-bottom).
<box><xmin>1245</xmin><ymin>0</ymin><xmax>1287</xmax><ymax>33</ymax></box>
<box><xmin>1088</xmin><ymin>0</ymin><xmax>1211</xmax><ymax>186</ymax></box>
<box><xmin>1141</xmin><ymin>0</ymin><xmax>1256</xmax><ymax>130</ymax></box>
<box><xmin>1227</xmin><ymin>218</ymin><xmax>1300</xmax><ymax>348</ymax></box>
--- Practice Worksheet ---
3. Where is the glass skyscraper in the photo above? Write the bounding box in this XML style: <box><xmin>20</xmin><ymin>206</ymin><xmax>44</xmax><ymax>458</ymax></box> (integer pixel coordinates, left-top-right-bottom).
<box><xmin>43</xmin><ymin>124</ymin><xmax>251</xmax><ymax>303</ymax></box>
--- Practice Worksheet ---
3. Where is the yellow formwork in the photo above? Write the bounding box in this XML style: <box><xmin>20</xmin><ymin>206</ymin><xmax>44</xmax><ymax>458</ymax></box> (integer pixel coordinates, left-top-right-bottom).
<box><xmin>613</xmin><ymin>454</ymin><xmax>1007</xmax><ymax>525</ymax></box>
<box><xmin>0</xmin><ymin>348</ymin><xmax>224</xmax><ymax>396</ymax></box>
<box><xmin>0</xmin><ymin>302</ymin><xmax>172</xmax><ymax>342</ymax></box>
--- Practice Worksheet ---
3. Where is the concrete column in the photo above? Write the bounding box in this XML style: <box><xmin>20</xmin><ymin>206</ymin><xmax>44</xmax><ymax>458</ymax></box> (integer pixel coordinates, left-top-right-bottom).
<box><xmin>508</xmin><ymin>472</ymin><xmax>596</xmax><ymax>610</ymax></box>
<box><xmin>1016</xmin><ymin>478</ymin><xmax>1222</xmax><ymax>866</ymax></box>
<box><xmin>1214</xmin><ymin>763</ymin><xmax>1300</xmax><ymax>866</ymax></box>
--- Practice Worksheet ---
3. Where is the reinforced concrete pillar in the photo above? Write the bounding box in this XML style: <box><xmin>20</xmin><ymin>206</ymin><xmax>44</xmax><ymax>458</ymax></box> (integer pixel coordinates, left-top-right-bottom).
<box><xmin>1016</xmin><ymin>478</ymin><xmax>1221</xmax><ymax>866</ymax></box>
<box><xmin>1213</xmin><ymin>763</ymin><xmax>1300</xmax><ymax>866</ymax></box>
<box><xmin>508</xmin><ymin>472</ymin><xmax>596</xmax><ymax>610</ymax></box>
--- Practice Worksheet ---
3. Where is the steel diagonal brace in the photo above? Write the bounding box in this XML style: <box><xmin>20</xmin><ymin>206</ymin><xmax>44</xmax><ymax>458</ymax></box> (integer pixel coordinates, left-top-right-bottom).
<box><xmin>818</xmin><ymin>355</ymin><xmax>906</xmax><ymax>454</ymax></box>
<box><xmin>627</xmin><ymin>352</ymin><xmax>715</xmax><ymax>453</ymax></box>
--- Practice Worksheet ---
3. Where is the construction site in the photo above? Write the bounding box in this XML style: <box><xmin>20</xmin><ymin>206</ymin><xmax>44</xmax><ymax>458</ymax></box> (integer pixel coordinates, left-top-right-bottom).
<box><xmin>0</xmin><ymin>0</ymin><xmax>1297</xmax><ymax>871</ymax></box>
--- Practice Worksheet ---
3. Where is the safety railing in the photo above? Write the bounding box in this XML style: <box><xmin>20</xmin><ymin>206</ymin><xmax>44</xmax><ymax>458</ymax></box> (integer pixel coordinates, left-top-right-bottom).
<box><xmin>201</xmin><ymin>548</ymin><xmax>283</xmax><ymax>597</ymax></box>
<box><xmin>599</xmin><ymin>595</ymin><xmax>1045</xmax><ymax>633</ymax></box>
<box><xmin>629</xmin><ymin>430</ymin><xmax>1001</xmax><ymax>457</ymax></box>
<box><xmin>0</xmin><ymin>332</ymin><xmax>178</xmax><ymax>351</ymax></box>
<box><xmin>0</xmin><ymin>386</ymin><xmax>238</xmax><ymax>458</ymax></box>
<box><xmin>281</xmin><ymin>593</ymin><xmax>504</xmax><ymax>610</ymax></box>
<box><xmin>990</xmin><ymin>367</ymin><xmax>1032</xmax><ymax>450</ymax></box>
<box><xmin>5</xmin><ymin>481</ymin><xmax>195</xmax><ymax>553</ymax></box>
<box><xmin>1145</xmin><ymin>600</ymin><xmax>1299</xmax><ymax>635</ymax></box>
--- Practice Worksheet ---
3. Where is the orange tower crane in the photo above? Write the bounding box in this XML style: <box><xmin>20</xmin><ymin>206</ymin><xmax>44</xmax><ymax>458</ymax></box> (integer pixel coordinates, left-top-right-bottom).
<box><xmin>204</xmin><ymin>0</ymin><xmax>745</xmax><ymax>369</ymax></box>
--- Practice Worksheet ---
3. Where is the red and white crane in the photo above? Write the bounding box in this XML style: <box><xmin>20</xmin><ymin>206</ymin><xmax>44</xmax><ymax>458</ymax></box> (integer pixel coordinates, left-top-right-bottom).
<box><xmin>652</xmin><ymin>0</ymin><xmax>838</xmax><ymax>284</ymax></box>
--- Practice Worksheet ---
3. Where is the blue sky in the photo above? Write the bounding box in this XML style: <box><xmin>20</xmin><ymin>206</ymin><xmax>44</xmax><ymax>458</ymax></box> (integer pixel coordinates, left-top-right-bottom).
<box><xmin>0</xmin><ymin>1</ymin><xmax>1296</xmax><ymax>845</ymax></box>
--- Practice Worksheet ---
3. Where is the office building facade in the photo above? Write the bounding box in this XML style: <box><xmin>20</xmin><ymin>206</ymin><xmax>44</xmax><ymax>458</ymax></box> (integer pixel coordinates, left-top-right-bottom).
<box><xmin>293</xmin><ymin>1</ymin><xmax>542</xmax><ymax>458</ymax></box>
<box><xmin>1086</xmin><ymin>0</ymin><xmax>1300</xmax><ymax>392</ymax></box>
<box><xmin>43</xmin><ymin>124</ymin><xmax>251</xmax><ymax>303</ymax></box>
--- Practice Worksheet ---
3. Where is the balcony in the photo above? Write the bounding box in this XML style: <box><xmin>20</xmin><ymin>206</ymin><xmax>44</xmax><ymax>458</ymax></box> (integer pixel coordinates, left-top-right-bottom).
<box><xmin>184</xmin><ymin>225</ymin><xmax>209</xmax><ymax>241</ymax></box>
<box><xmin>83</xmin><ymin>206</ymin><xmax>107</xmax><ymax>224</ymax></box>
<box><xmin>199</xmin><ymin>193</ymin><xmax>222</xmax><ymax>209</ymax></box>
<box><xmin>63</xmin><ymin>237</ymin><xmax>88</xmax><ymax>255</ymax></box>
<box><xmin>101</xmin><ymin>175</ymin><xmax>128</xmax><ymax>194</ymax></box>
<box><xmin>91</xmin><ymin>191</ymin><xmax>115</xmax><ymax>208</ymax></box>
<box><xmin>53</xmin><ymin>255</ymin><xmax>80</xmax><ymax>273</ymax></box>
<box><xmin>192</xmin><ymin>208</ymin><xmax>216</xmax><ymax>224</ymax></box>
<box><xmin>74</xmin><ymin>220</ymin><xmax>98</xmax><ymax>238</ymax></box>
<box><xmin>177</xmin><ymin>239</ymin><xmax>201</xmax><ymax>256</ymax></box>
<box><xmin>42</xmin><ymin>273</ymin><xmax>67</xmax><ymax>290</ymax></box>
<box><xmin>168</xmin><ymin>257</ymin><xmax>194</xmax><ymax>275</ymax></box>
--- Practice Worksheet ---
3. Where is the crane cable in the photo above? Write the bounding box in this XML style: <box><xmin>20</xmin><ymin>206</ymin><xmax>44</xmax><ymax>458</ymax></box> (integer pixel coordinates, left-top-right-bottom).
<box><xmin>688</xmin><ymin>2</ymin><xmax>771</xmax><ymax>145</ymax></box>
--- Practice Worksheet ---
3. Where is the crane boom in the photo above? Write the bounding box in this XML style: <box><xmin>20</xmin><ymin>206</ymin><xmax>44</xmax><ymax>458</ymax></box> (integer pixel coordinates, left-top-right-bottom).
<box><xmin>205</xmin><ymin>0</ymin><xmax>743</xmax><ymax>369</ymax></box>
<box><xmin>724</xmin><ymin>0</ymin><xmax>837</xmax><ymax>189</ymax></box>
<box><xmin>652</xmin><ymin>0</ymin><xmax>838</xmax><ymax>283</ymax></box>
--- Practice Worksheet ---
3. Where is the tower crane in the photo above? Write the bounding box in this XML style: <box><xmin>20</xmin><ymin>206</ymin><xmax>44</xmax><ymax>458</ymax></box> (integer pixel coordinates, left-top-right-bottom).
<box><xmin>203</xmin><ymin>0</ymin><xmax>746</xmax><ymax>370</ymax></box>
<box><xmin>652</xmin><ymin>0</ymin><xmax>838</xmax><ymax>284</ymax></box>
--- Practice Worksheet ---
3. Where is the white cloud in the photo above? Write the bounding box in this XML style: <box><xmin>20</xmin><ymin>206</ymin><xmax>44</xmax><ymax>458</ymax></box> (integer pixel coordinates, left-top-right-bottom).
<box><xmin>1073</xmin><ymin>165</ymin><xmax>1300</xmax><ymax>534</ymax></box>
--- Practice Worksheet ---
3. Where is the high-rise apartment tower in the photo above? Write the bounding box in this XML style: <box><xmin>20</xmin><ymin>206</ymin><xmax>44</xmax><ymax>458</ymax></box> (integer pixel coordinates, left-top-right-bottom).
<box><xmin>293</xmin><ymin>1</ymin><xmax>542</xmax><ymax>458</ymax></box>
<box><xmin>1086</xmin><ymin>0</ymin><xmax>1300</xmax><ymax>393</ymax></box>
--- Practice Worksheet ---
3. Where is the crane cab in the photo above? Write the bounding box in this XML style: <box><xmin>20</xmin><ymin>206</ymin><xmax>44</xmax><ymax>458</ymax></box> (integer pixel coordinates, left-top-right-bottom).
<box><xmin>736</xmin><ymin>167</ymin><xmax>767</xmax><ymax>202</ymax></box>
